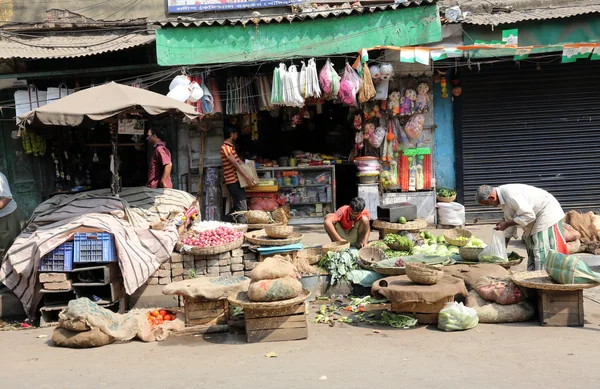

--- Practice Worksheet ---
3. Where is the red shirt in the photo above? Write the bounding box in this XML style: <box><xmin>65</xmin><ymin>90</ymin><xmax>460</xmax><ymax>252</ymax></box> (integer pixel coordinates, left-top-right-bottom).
<box><xmin>147</xmin><ymin>142</ymin><xmax>172</xmax><ymax>189</ymax></box>
<box><xmin>332</xmin><ymin>205</ymin><xmax>370</xmax><ymax>231</ymax></box>
<box><xmin>220</xmin><ymin>142</ymin><xmax>240</xmax><ymax>184</ymax></box>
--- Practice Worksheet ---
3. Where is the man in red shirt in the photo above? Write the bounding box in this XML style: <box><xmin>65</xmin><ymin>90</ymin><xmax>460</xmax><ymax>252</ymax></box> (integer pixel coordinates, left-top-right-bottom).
<box><xmin>221</xmin><ymin>127</ymin><xmax>256</xmax><ymax>223</ymax></box>
<box><xmin>146</xmin><ymin>129</ymin><xmax>173</xmax><ymax>189</ymax></box>
<box><xmin>324</xmin><ymin>197</ymin><xmax>370</xmax><ymax>248</ymax></box>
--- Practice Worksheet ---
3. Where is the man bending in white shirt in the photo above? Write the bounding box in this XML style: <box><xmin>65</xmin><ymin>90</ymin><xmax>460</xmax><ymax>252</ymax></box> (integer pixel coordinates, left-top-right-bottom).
<box><xmin>476</xmin><ymin>184</ymin><xmax>568</xmax><ymax>271</ymax></box>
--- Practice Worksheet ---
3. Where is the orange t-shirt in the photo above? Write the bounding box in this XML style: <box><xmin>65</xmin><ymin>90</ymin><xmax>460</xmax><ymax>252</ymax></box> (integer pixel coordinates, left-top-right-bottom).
<box><xmin>220</xmin><ymin>142</ymin><xmax>240</xmax><ymax>184</ymax></box>
<box><xmin>331</xmin><ymin>205</ymin><xmax>370</xmax><ymax>231</ymax></box>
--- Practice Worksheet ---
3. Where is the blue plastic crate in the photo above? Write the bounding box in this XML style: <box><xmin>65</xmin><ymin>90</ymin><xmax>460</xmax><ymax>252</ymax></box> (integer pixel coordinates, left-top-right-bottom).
<box><xmin>39</xmin><ymin>242</ymin><xmax>74</xmax><ymax>272</ymax></box>
<box><xmin>73</xmin><ymin>232</ymin><xmax>117</xmax><ymax>263</ymax></box>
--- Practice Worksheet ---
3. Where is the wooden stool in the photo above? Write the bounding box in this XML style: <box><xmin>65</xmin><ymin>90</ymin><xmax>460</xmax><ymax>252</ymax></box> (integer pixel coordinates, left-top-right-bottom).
<box><xmin>537</xmin><ymin>289</ymin><xmax>584</xmax><ymax>327</ymax></box>
<box><xmin>183</xmin><ymin>296</ymin><xmax>229</xmax><ymax>326</ymax></box>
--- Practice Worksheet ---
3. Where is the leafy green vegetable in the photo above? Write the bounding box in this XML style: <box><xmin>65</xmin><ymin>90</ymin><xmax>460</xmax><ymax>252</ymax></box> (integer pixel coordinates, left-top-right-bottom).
<box><xmin>437</xmin><ymin>235</ymin><xmax>446</xmax><ymax>244</ymax></box>
<box><xmin>368</xmin><ymin>241</ymin><xmax>389</xmax><ymax>249</ymax></box>
<box><xmin>479</xmin><ymin>255</ymin><xmax>507</xmax><ymax>263</ymax></box>
<box><xmin>385</xmin><ymin>249</ymin><xmax>411</xmax><ymax>258</ymax></box>
<box><xmin>318</xmin><ymin>249</ymin><xmax>359</xmax><ymax>285</ymax></box>
<box><xmin>465</xmin><ymin>238</ymin><xmax>485</xmax><ymax>248</ymax></box>
<box><xmin>380</xmin><ymin>312</ymin><xmax>418</xmax><ymax>328</ymax></box>
<box><xmin>437</xmin><ymin>188</ymin><xmax>456</xmax><ymax>198</ymax></box>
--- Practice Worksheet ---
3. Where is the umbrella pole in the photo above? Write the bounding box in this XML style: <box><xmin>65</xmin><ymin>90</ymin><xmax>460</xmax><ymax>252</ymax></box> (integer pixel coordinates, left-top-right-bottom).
<box><xmin>196</xmin><ymin>120</ymin><xmax>208</xmax><ymax>214</ymax></box>
<box><xmin>110</xmin><ymin>120</ymin><xmax>120</xmax><ymax>197</ymax></box>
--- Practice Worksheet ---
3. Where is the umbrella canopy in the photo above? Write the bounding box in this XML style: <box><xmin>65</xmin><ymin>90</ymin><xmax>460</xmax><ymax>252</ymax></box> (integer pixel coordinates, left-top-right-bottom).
<box><xmin>18</xmin><ymin>82</ymin><xmax>200</xmax><ymax>128</ymax></box>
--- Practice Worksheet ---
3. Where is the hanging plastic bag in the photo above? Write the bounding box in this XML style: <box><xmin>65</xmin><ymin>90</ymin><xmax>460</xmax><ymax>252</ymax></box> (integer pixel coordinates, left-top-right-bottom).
<box><xmin>188</xmin><ymin>81</ymin><xmax>204</xmax><ymax>103</ymax></box>
<box><xmin>200</xmin><ymin>74</ymin><xmax>214</xmax><ymax>114</ymax></box>
<box><xmin>338</xmin><ymin>63</ymin><xmax>361</xmax><ymax>107</ymax></box>
<box><xmin>305</xmin><ymin>58</ymin><xmax>321</xmax><ymax>98</ymax></box>
<box><xmin>271</xmin><ymin>65</ymin><xmax>283</xmax><ymax>106</ymax></box>
<box><xmin>299</xmin><ymin>61</ymin><xmax>308</xmax><ymax>98</ymax></box>
<box><xmin>437</xmin><ymin>302</ymin><xmax>479</xmax><ymax>332</ymax></box>
<box><xmin>478</xmin><ymin>231</ymin><xmax>508</xmax><ymax>263</ymax></box>
<box><xmin>374</xmin><ymin>79</ymin><xmax>389</xmax><ymax>100</ymax></box>
<box><xmin>169</xmin><ymin>75</ymin><xmax>191</xmax><ymax>91</ymax></box>
<box><xmin>286</xmin><ymin>65</ymin><xmax>304</xmax><ymax>107</ymax></box>
<box><xmin>319</xmin><ymin>59</ymin><xmax>340</xmax><ymax>100</ymax></box>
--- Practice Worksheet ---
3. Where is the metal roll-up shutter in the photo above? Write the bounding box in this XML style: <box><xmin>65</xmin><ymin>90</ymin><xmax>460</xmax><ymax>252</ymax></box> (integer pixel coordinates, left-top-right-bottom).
<box><xmin>458</xmin><ymin>60</ymin><xmax>600</xmax><ymax>222</ymax></box>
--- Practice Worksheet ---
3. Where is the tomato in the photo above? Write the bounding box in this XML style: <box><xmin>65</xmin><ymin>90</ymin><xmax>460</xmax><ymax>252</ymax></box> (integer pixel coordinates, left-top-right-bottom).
<box><xmin>163</xmin><ymin>314</ymin><xmax>171</xmax><ymax>321</ymax></box>
<box><xmin>159</xmin><ymin>310</ymin><xmax>167</xmax><ymax>317</ymax></box>
<box><xmin>151</xmin><ymin>310</ymin><xmax>160</xmax><ymax>317</ymax></box>
<box><xmin>156</xmin><ymin>314</ymin><xmax>163</xmax><ymax>321</ymax></box>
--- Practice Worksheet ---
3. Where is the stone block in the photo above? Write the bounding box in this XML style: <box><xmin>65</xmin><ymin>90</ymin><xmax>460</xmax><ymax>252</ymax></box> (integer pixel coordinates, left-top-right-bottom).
<box><xmin>170</xmin><ymin>253</ymin><xmax>183</xmax><ymax>263</ymax></box>
<box><xmin>231</xmin><ymin>264</ymin><xmax>244</xmax><ymax>272</ymax></box>
<box><xmin>183</xmin><ymin>255</ymin><xmax>195</xmax><ymax>263</ymax></box>
<box><xmin>219</xmin><ymin>258</ymin><xmax>230</xmax><ymax>266</ymax></box>
<box><xmin>219</xmin><ymin>271</ymin><xmax>232</xmax><ymax>277</ymax></box>
<box><xmin>43</xmin><ymin>280</ymin><xmax>72</xmax><ymax>291</ymax></box>
<box><xmin>158</xmin><ymin>277</ymin><xmax>170</xmax><ymax>285</ymax></box>
<box><xmin>231</xmin><ymin>256</ymin><xmax>243</xmax><ymax>264</ymax></box>
<box><xmin>184</xmin><ymin>260</ymin><xmax>195</xmax><ymax>269</ymax></box>
<box><xmin>244</xmin><ymin>252</ymin><xmax>257</xmax><ymax>260</ymax></box>
<box><xmin>231</xmin><ymin>249</ymin><xmax>244</xmax><ymax>257</ymax></box>
<box><xmin>243</xmin><ymin>260</ymin><xmax>258</xmax><ymax>270</ymax></box>
<box><xmin>147</xmin><ymin>277</ymin><xmax>159</xmax><ymax>285</ymax></box>
<box><xmin>171</xmin><ymin>262</ymin><xmax>183</xmax><ymax>270</ymax></box>
<box><xmin>173</xmin><ymin>276</ymin><xmax>184</xmax><ymax>282</ymax></box>
<box><xmin>206</xmin><ymin>259</ymin><xmax>219</xmax><ymax>267</ymax></box>
<box><xmin>232</xmin><ymin>271</ymin><xmax>244</xmax><ymax>277</ymax></box>
<box><xmin>218</xmin><ymin>252</ymin><xmax>231</xmax><ymax>260</ymax></box>
<box><xmin>160</xmin><ymin>262</ymin><xmax>171</xmax><ymax>270</ymax></box>
<box><xmin>207</xmin><ymin>267</ymin><xmax>220</xmax><ymax>276</ymax></box>
<box><xmin>171</xmin><ymin>268</ymin><xmax>185</xmax><ymax>277</ymax></box>
<box><xmin>157</xmin><ymin>270</ymin><xmax>171</xmax><ymax>278</ymax></box>
<box><xmin>39</xmin><ymin>273</ymin><xmax>67</xmax><ymax>283</ymax></box>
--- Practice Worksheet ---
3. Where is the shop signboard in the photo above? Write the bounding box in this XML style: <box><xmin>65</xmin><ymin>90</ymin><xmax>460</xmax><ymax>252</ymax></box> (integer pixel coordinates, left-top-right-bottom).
<box><xmin>167</xmin><ymin>0</ymin><xmax>303</xmax><ymax>13</ymax></box>
<box><xmin>118</xmin><ymin>119</ymin><xmax>145</xmax><ymax>135</ymax></box>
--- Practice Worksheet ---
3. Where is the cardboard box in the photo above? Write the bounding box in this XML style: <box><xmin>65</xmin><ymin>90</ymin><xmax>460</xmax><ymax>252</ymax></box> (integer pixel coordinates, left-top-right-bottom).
<box><xmin>237</xmin><ymin>161</ymin><xmax>259</xmax><ymax>188</ymax></box>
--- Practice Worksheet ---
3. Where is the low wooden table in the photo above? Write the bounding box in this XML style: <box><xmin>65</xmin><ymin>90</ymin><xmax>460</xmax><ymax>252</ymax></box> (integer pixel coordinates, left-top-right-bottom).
<box><xmin>537</xmin><ymin>289</ymin><xmax>584</xmax><ymax>327</ymax></box>
<box><xmin>244</xmin><ymin>302</ymin><xmax>307</xmax><ymax>343</ymax></box>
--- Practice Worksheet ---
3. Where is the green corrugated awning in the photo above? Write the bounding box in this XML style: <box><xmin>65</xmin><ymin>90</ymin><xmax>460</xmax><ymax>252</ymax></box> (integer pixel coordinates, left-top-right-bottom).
<box><xmin>156</xmin><ymin>6</ymin><xmax>442</xmax><ymax>66</ymax></box>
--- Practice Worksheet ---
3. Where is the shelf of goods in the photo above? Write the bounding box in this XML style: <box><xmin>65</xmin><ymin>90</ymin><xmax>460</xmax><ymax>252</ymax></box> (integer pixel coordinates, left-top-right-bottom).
<box><xmin>256</xmin><ymin>166</ymin><xmax>336</xmax><ymax>225</ymax></box>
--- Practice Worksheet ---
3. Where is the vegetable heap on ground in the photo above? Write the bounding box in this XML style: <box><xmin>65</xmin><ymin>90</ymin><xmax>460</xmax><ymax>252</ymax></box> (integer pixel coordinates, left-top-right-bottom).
<box><xmin>383</xmin><ymin>234</ymin><xmax>414</xmax><ymax>251</ymax></box>
<box><xmin>181</xmin><ymin>226</ymin><xmax>243</xmax><ymax>247</ymax></box>
<box><xmin>318</xmin><ymin>249</ymin><xmax>359</xmax><ymax>285</ymax></box>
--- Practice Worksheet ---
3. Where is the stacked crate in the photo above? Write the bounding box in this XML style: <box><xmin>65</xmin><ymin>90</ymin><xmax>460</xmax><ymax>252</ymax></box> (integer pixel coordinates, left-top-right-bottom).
<box><xmin>38</xmin><ymin>233</ymin><xmax>123</xmax><ymax>326</ymax></box>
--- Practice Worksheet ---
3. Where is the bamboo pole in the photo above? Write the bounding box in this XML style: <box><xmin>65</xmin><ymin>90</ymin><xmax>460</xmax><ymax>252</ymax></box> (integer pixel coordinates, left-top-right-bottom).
<box><xmin>196</xmin><ymin>118</ymin><xmax>209</xmax><ymax>213</ymax></box>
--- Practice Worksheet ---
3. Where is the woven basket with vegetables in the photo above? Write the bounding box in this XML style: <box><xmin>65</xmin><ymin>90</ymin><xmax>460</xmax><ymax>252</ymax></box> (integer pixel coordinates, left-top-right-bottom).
<box><xmin>437</xmin><ymin>188</ymin><xmax>457</xmax><ymax>203</ymax></box>
<box><xmin>383</xmin><ymin>234</ymin><xmax>414</xmax><ymax>252</ymax></box>
<box><xmin>443</xmin><ymin>229</ymin><xmax>472</xmax><ymax>247</ymax></box>
<box><xmin>405</xmin><ymin>263</ymin><xmax>444</xmax><ymax>285</ymax></box>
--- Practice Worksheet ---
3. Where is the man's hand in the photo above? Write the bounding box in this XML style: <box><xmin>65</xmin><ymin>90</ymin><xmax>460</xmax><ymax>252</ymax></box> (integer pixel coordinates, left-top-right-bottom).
<box><xmin>159</xmin><ymin>180</ymin><xmax>168</xmax><ymax>188</ymax></box>
<box><xmin>245</xmin><ymin>173</ymin><xmax>257</xmax><ymax>186</ymax></box>
<box><xmin>495</xmin><ymin>220</ymin><xmax>513</xmax><ymax>231</ymax></box>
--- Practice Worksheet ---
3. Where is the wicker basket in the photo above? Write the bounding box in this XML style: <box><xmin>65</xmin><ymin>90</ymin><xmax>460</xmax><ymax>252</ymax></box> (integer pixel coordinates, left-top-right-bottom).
<box><xmin>175</xmin><ymin>235</ymin><xmax>244</xmax><ymax>256</ymax></box>
<box><xmin>437</xmin><ymin>195</ymin><xmax>456</xmax><ymax>203</ymax></box>
<box><xmin>444</xmin><ymin>228</ymin><xmax>473</xmax><ymax>247</ymax></box>
<box><xmin>322</xmin><ymin>240</ymin><xmax>350</xmax><ymax>255</ymax></box>
<box><xmin>358</xmin><ymin>247</ymin><xmax>386</xmax><ymax>265</ymax></box>
<box><xmin>458</xmin><ymin>246</ymin><xmax>485</xmax><ymax>261</ymax></box>
<box><xmin>246</xmin><ymin>210</ymin><xmax>270</xmax><ymax>224</ymax></box>
<box><xmin>359</xmin><ymin>175</ymin><xmax>379</xmax><ymax>184</ymax></box>
<box><xmin>405</xmin><ymin>263</ymin><xmax>444</xmax><ymax>285</ymax></box>
<box><xmin>298</xmin><ymin>247</ymin><xmax>323</xmax><ymax>265</ymax></box>
<box><xmin>265</xmin><ymin>225</ymin><xmax>294</xmax><ymax>239</ymax></box>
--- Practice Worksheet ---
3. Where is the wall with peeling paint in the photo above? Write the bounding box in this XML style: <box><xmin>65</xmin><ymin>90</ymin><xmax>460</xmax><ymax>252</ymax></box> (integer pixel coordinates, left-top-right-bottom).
<box><xmin>433</xmin><ymin>75</ymin><xmax>456</xmax><ymax>190</ymax></box>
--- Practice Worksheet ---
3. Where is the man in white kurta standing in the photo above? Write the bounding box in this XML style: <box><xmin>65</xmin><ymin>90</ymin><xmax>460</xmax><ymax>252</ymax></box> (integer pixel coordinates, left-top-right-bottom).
<box><xmin>476</xmin><ymin>184</ymin><xmax>568</xmax><ymax>271</ymax></box>
<box><xmin>0</xmin><ymin>172</ymin><xmax>21</xmax><ymax>258</ymax></box>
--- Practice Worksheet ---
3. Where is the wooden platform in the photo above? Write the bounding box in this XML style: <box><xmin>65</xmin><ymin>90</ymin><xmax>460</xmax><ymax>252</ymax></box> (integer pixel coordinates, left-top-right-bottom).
<box><xmin>537</xmin><ymin>289</ymin><xmax>584</xmax><ymax>327</ymax></box>
<box><xmin>244</xmin><ymin>303</ymin><xmax>308</xmax><ymax>343</ymax></box>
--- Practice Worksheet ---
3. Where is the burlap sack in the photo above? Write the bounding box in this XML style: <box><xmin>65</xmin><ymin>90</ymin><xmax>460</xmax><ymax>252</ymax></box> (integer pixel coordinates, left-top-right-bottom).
<box><xmin>567</xmin><ymin>240</ymin><xmax>582</xmax><ymax>254</ymax></box>
<box><xmin>564</xmin><ymin>210</ymin><xmax>600</xmax><ymax>242</ymax></box>
<box><xmin>372</xmin><ymin>275</ymin><xmax>468</xmax><ymax>304</ymax></box>
<box><xmin>248</xmin><ymin>277</ymin><xmax>302</xmax><ymax>302</ymax></box>
<box><xmin>465</xmin><ymin>290</ymin><xmax>535</xmax><ymax>323</ymax></box>
<box><xmin>52</xmin><ymin>327</ymin><xmax>115</xmax><ymax>348</ymax></box>
<box><xmin>564</xmin><ymin>223</ymin><xmax>582</xmax><ymax>243</ymax></box>
<box><xmin>474</xmin><ymin>276</ymin><xmax>527</xmax><ymax>305</ymax></box>
<box><xmin>444</xmin><ymin>264</ymin><xmax>509</xmax><ymax>290</ymax></box>
<box><xmin>162</xmin><ymin>276</ymin><xmax>250</xmax><ymax>299</ymax></box>
<box><xmin>250</xmin><ymin>255</ymin><xmax>296</xmax><ymax>282</ymax></box>
<box><xmin>58</xmin><ymin>317</ymin><xmax>91</xmax><ymax>332</ymax></box>
<box><xmin>272</xmin><ymin>207</ymin><xmax>291</xmax><ymax>225</ymax></box>
<box><xmin>136</xmin><ymin>312</ymin><xmax>185</xmax><ymax>342</ymax></box>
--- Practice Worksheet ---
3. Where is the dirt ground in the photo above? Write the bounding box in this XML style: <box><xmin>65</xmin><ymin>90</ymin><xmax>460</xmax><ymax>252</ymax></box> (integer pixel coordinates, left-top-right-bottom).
<box><xmin>2</xmin><ymin>225</ymin><xmax>600</xmax><ymax>389</ymax></box>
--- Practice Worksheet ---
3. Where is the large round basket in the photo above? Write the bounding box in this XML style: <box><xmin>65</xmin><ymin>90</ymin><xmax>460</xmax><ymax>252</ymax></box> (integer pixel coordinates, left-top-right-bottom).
<box><xmin>265</xmin><ymin>225</ymin><xmax>294</xmax><ymax>239</ymax></box>
<box><xmin>373</xmin><ymin>219</ymin><xmax>428</xmax><ymax>233</ymax></box>
<box><xmin>246</xmin><ymin>210</ymin><xmax>271</xmax><ymax>224</ymax></box>
<box><xmin>247</xmin><ymin>222</ymin><xmax>282</xmax><ymax>231</ymax></box>
<box><xmin>298</xmin><ymin>247</ymin><xmax>323</xmax><ymax>265</ymax></box>
<box><xmin>358</xmin><ymin>247</ymin><xmax>386</xmax><ymax>264</ymax></box>
<box><xmin>405</xmin><ymin>263</ymin><xmax>444</xmax><ymax>285</ymax></box>
<box><xmin>233</xmin><ymin>224</ymin><xmax>249</xmax><ymax>233</ymax></box>
<box><xmin>458</xmin><ymin>246</ymin><xmax>485</xmax><ymax>261</ymax></box>
<box><xmin>175</xmin><ymin>235</ymin><xmax>244</xmax><ymax>256</ymax></box>
<box><xmin>511</xmin><ymin>270</ymin><xmax>600</xmax><ymax>291</ymax></box>
<box><xmin>366</xmin><ymin>240</ymin><xmax>389</xmax><ymax>250</ymax></box>
<box><xmin>437</xmin><ymin>195</ymin><xmax>456</xmax><ymax>203</ymax></box>
<box><xmin>244</xmin><ymin>229</ymin><xmax>303</xmax><ymax>246</ymax></box>
<box><xmin>322</xmin><ymin>240</ymin><xmax>350</xmax><ymax>255</ymax></box>
<box><xmin>228</xmin><ymin>289</ymin><xmax>311</xmax><ymax>310</ymax></box>
<box><xmin>444</xmin><ymin>228</ymin><xmax>473</xmax><ymax>247</ymax></box>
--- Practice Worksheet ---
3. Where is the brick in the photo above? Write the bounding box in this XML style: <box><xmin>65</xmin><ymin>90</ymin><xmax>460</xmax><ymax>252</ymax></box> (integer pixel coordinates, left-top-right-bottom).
<box><xmin>172</xmin><ymin>268</ymin><xmax>185</xmax><ymax>277</ymax></box>
<box><xmin>219</xmin><ymin>258</ymin><xmax>230</xmax><ymax>266</ymax></box>
<box><xmin>147</xmin><ymin>277</ymin><xmax>159</xmax><ymax>285</ymax></box>
<box><xmin>207</xmin><ymin>267</ymin><xmax>220</xmax><ymax>276</ymax></box>
<box><xmin>170</xmin><ymin>253</ymin><xmax>183</xmax><ymax>263</ymax></box>
<box><xmin>220</xmin><ymin>265</ymin><xmax>231</xmax><ymax>272</ymax></box>
<box><xmin>157</xmin><ymin>270</ymin><xmax>171</xmax><ymax>278</ymax></box>
<box><xmin>173</xmin><ymin>276</ymin><xmax>184</xmax><ymax>282</ymax></box>
<box><xmin>232</xmin><ymin>271</ymin><xmax>244</xmax><ymax>277</ymax></box>
<box><xmin>194</xmin><ymin>268</ymin><xmax>206</xmax><ymax>276</ymax></box>
<box><xmin>43</xmin><ymin>280</ymin><xmax>72</xmax><ymax>290</ymax></box>
<box><xmin>184</xmin><ymin>260</ymin><xmax>195</xmax><ymax>269</ymax></box>
<box><xmin>160</xmin><ymin>263</ymin><xmax>171</xmax><ymax>270</ymax></box>
<box><xmin>39</xmin><ymin>273</ymin><xmax>67</xmax><ymax>283</ymax></box>
<box><xmin>194</xmin><ymin>255</ymin><xmax>207</xmax><ymax>260</ymax></box>
<box><xmin>230</xmin><ymin>256</ymin><xmax>243</xmax><ymax>264</ymax></box>
<box><xmin>158</xmin><ymin>277</ymin><xmax>170</xmax><ymax>285</ymax></box>
<box><xmin>171</xmin><ymin>262</ymin><xmax>183</xmax><ymax>270</ymax></box>
<box><xmin>231</xmin><ymin>249</ymin><xmax>244</xmax><ymax>257</ymax></box>
<box><xmin>244</xmin><ymin>253</ymin><xmax>257</xmax><ymax>260</ymax></box>
<box><xmin>231</xmin><ymin>264</ymin><xmax>244</xmax><ymax>272</ymax></box>
<box><xmin>194</xmin><ymin>259</ymin><xmax>207</xmax><ymax>267</ymax></box>
<box><xmin>183</xmin><ymin>255</ymin><xmax>195</xmax><ymax>264</ymax></box>
<box><xmin>206</xmin><ymin>259</ymin><xmax>219</xmax><ymax>267</ymax></box>
<box><xmin>219</xmin><ymin>271</ymin><xmax>232</xmax><ymax>277</ymax></box>
<box><xmin>244</xmin><ymin>260</ymin><xmax>258</xmax><ymax>270</ymax></box>
<box><xmin>218</xmin><ymin>252</ymin><xmax>231</xmax><ymax>260</ymax></box>
<box><xmin>205</xmin><ymin>254</ymin><xmax>220</xmax><ymax>261</ymax></box>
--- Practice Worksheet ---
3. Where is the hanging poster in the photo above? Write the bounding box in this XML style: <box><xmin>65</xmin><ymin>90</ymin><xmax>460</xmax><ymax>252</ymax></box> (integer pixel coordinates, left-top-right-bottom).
<box><xmin>118</xmin><ymin>119</ymin><xmax>145</xmax><ymax>135</ymax></box>
<box><xmin>167</xmin><ymin>0</ymin><xmax>303</xmax><ymax>13</ymax></box>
